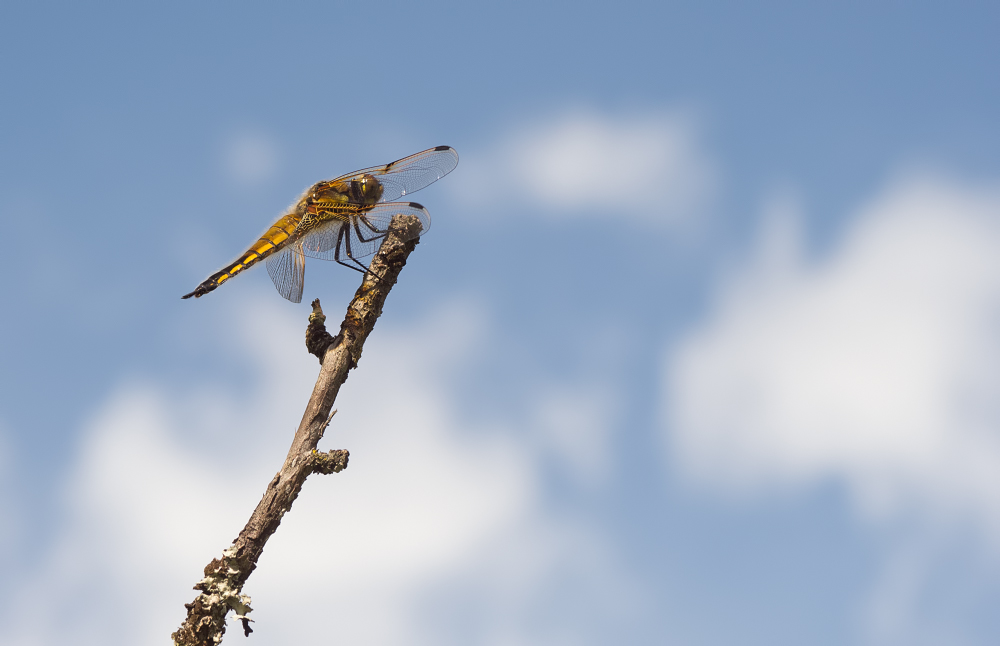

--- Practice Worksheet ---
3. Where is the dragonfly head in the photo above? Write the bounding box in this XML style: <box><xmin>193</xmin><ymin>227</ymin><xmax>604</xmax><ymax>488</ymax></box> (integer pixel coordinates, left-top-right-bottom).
<box><xmin>351</xmin><ymin>174</ymin><xmax>384</xmax><ymax>205</ymax></box>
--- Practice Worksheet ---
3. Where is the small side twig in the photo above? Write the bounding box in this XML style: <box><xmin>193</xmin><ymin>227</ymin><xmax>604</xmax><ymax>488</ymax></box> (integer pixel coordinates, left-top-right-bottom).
<box><xmin>305</xmin><ymin>300</ymin><xmax>336</xmax><ymax>361</ymax></box>
<box><xmin>172</xmin><ymin>214</ymin><xmax>424</xmax><ymax>646</ymax></box>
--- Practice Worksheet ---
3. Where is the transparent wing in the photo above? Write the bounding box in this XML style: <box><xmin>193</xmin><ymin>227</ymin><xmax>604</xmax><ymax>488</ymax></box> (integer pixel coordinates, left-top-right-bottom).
<box><xmin>328</xmin><ymin>146</ymin><xmax>459</xmax><ymax>203</ymax></box>
<box><xmin>265</xmin><ymin>243</ymin><xmax>306</xmax><ymax>303</ymax></box>
<box><xmin>300</xmin><ymin>202</ymin><xmax>431</xmax><ymax>262</ymax></box>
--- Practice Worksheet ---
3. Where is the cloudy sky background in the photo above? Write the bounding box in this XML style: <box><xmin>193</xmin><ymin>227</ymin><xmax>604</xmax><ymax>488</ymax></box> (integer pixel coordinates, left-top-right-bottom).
<box><xmin>2</xmin><ymin>2</ymin><xmax>999</xmax><ymax>644</ymax></box>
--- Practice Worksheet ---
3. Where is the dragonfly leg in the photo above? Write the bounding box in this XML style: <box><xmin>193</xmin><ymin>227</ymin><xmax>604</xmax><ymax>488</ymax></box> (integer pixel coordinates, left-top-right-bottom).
<box><xmin>354</xmin><ymin>215</ymin><xmax>387</xmax><ymax>243</ymax></box>
<box><xmin>340</xmin><ymin>220</ymin><xmax>387</xmax><ymax>285</ymax></box>
<box><xmin>334</xmin><ymin>223</ymin><xmax>366</xmax><ymax>274</ymax></box>
<box><xmin>360</xmin><ymin>215</ymin><xmax>384</xmax><ymax>233</ymax></box>
<box><xmin>342</xmin><ymin>222</ymin><xmax>371</xmax><ymax>274</ymax></box>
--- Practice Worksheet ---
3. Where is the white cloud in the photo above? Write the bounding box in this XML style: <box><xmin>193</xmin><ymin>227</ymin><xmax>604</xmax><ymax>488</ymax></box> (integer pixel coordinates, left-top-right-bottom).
<box><xmin>666</xmin><ymin>175</ymin><xmax>1000</xmax><ymax>527</ymax></box>
<box><xmin>455</xmin><ymin>109</ymin><xmax>715</xmax><ymax>224</ymax></box>
<box><xmin>664</xmin><ymin>174</ymin><xmax>1000</xmax><ymax>641</ymax></box>
<box><xmin>0</xmin><ymin>294</ymin><xmax>631</xmax><ymax>646</ymax></box>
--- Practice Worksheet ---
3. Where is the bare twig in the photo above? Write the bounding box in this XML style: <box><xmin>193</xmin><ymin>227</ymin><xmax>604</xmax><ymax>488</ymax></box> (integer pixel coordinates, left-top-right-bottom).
<box><xmin>172</xmin><ymin>214</ymin><xmax>424</xmax><ymax>645</ymax></box>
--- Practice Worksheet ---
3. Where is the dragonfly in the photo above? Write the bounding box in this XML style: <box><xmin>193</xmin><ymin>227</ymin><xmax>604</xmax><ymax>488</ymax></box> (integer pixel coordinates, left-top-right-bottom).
<box><xmin>182</xmin><ymin>145</ymin><xmax>459</xmax><ymax>303</ymax></box>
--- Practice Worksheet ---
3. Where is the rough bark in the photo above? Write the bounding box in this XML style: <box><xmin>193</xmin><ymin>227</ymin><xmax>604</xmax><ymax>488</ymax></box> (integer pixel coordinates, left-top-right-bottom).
<box><xmin>172</xmin><ymin>214</ymin><xmax>424</xmax><ymax>645</ymax></box>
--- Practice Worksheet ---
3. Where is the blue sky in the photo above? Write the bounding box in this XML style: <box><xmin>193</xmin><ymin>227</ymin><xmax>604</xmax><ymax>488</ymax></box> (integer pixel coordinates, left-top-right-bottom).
<box><xmin>2</xmin><ymin>2</ymin><xmax>999</xmax><ymax>644</ymax></box>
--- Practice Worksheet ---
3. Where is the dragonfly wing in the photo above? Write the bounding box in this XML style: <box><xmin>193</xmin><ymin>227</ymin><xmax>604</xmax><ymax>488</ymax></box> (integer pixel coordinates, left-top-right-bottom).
<box><xmin>327</xmin><ymin>146</ymin><xmax>459</xmax><ymax>203</ymax></box>
<box><xmin>265</xmin><ymin>243</ymin><xmax>306</xmax><ymax>303</ymax></box>
<box><xmin>300</xmin><ymin>202</ymin><xmax>431</xmax><ymax>262</ymax></box>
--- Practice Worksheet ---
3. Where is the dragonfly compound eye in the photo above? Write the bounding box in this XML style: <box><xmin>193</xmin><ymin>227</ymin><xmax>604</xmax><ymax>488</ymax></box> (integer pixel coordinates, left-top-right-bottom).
<box><xmin>354</xmin><ymin>174</ymin><xmax>383</xmax><ymax>204</ymax></box>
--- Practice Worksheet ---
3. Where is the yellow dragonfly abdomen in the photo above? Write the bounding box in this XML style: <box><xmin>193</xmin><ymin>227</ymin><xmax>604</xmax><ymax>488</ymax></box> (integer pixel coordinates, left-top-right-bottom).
<box><xmin>182</xmin><ymin>212</ymin><xmax>301</xmax><ymax>299</ymax></box>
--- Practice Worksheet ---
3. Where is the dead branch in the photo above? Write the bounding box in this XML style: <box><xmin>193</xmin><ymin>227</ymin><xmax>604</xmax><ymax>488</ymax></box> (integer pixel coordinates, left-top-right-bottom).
<box><xmin>172</xmin><ymin>214</ymin><xmax>424</xmax><ymax>645</ymax></box>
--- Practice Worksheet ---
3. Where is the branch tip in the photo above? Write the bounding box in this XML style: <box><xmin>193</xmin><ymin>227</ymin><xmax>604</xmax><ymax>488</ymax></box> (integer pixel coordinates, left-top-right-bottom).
<box><xmin>309</xmin><ymin>298</ymin><xmax>326</xmax><ymax>324</ymax></box>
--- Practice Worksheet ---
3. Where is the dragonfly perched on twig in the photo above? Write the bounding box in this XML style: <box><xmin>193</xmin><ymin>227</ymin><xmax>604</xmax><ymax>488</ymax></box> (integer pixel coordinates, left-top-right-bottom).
<box><xmin>182</xmin><ymin>145</ymin><xmax>459</xmax><ymax>303</ymax></box>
